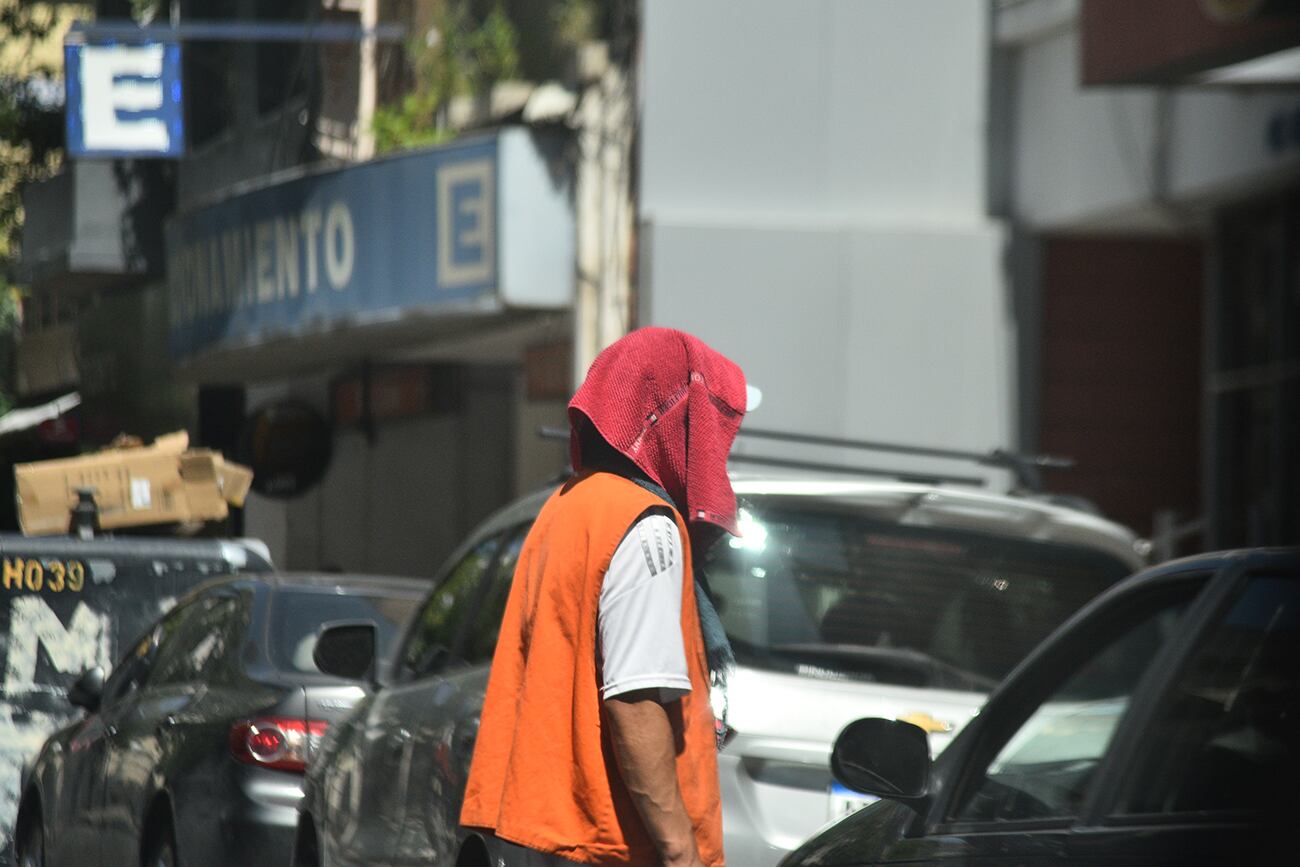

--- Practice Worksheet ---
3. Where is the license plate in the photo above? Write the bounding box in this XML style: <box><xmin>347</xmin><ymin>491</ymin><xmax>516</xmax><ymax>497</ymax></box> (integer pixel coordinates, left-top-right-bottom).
<box><xmin>828</xmin><ymin>781</ymin><xmax>879</xmax><ymax>820</ymax></box>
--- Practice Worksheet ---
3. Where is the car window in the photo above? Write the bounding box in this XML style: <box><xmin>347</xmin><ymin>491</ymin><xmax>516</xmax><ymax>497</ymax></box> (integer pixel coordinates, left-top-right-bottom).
<box><xmin>400</xmin><ymin>535</ymin><xmax>502</xmax><ymax>679</ymax></box>
<box><xmin>705</xmin><ymin>504</ymin><xmax>1132</xmax><ymax>690</ymax></box>
<box><xmin>150</xmin><ymin>593</ymin><xmax>248</xmax><ymax>687</ymax></box>
<box><xmin>267</xmin><ymin>588</ymin><xmax>420</xmax><ymax>675</ymax></box>
<box><xmin>1117</xmin><ymin>573</ymin><xmax>1299</xmax><ymax>816</ymax></box>
<box><xmin>100</xmin><ymin>600</ymin><xmax>194</xmax><ymax>706</ymax></box>
<box><xmin>100</xmin><ymin>633</ymin><xmax>155</xmax><ymax>708</ymax></box>
<box><xmin>949</xmin><ymin>580</ymin><xmax>1201</xmax><ymax>824</ymax></box>
<box><xmin>463</xmin><ymin>525</ymin><xmax>529</xmax><ymax>664</ymax></box>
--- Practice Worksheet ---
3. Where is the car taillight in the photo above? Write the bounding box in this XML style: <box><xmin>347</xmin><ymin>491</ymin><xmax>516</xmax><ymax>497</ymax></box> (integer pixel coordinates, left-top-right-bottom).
<box><xmin>229</xmin><ymin>717</ymin><xmax>328</xmax><ymax>773</ymax></box>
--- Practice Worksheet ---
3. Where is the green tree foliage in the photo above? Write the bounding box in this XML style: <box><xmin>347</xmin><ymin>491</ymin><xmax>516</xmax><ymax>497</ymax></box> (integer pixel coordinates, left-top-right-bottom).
<box><xmin>0</xmin><ymin>285</ymin><xmax>20</xmax><ymax>416</ymax></box>
<box><xmin>0</xmin><ymin>2</ymin><xmax>77</xmax><ymax>413</ymax></box>
<box><xmin>129</xmin><ymin>0</ymin><xmax>164</xmax><ymax>23</ymax></box>
<box><xmin>374</xmin><ymin>0</ymin><xmax>614</xmax><ymax>154</ymax></box>
<box><xmin>0</xmin><ymin>3</ymin><xmax>63</xmax><ymax>261</ymax></box>
<box><xmin>374</xmin><ymin>2</ymin><xmax>521</xmax><ymax>154</ymax></box>
<box><xmin>550</xmin><ymin>0</ymin><xmax>597</xmax><ymax>51</ymax></box>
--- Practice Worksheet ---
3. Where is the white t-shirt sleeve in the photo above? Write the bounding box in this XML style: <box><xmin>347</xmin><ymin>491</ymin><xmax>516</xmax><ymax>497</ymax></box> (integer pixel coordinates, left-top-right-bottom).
<box><xmin>599</xmin><ymin>510</ymin><xmax>692</xmax><ymax>701</ymax></box>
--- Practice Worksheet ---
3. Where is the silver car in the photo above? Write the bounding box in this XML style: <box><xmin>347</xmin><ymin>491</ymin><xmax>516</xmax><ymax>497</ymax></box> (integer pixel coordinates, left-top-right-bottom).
<box><xmin>295</xmin><ymin>474</ymin><xmax>1145</xmax><ymax>867</ymax></box>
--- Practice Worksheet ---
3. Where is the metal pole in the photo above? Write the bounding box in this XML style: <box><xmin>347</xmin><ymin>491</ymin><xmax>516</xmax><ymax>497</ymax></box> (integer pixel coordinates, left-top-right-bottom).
<box><xmin>66</xmin><ymin>20</ymin><xmax>406</xmax><ymax>44</ymax></box>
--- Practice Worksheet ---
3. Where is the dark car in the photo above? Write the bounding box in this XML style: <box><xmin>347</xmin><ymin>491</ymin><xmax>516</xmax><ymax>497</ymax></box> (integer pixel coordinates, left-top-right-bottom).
<box><xmin>14</xmin><ymin>572</ymin><xmax>425</xmax><ymax>867</ymax></box>
<box><xmin>781</xmin><ymin>547</ymin><xmax>1299</xmax><ymax>866</ymax></box>
<box><xmin>0</xmin><ymin>533</ymin><xmax>272</xmax><ymax>865</ymax></box>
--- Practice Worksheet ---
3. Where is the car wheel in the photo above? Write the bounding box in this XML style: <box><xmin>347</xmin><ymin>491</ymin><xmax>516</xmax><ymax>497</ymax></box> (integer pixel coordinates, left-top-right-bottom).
<box><xmin>15</xmin><ymin>817</ymin><xmax>43</xmax><ymax>867</ymax></box>
<box><xmin>143</xmin><ymin>826</ymin><xmax>179</xmax><ymax>867</ymax></box>
<box><xmin>293</xmin><ymin>817</ymin><xmax>322</xmax><ymax>867</ymax></box>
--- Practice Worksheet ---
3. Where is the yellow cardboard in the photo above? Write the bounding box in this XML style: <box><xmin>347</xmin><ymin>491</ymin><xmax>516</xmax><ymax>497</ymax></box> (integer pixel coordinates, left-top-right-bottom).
<box><xmin>14</xmin><ymin>431</ymin><xmax>254</xmax><ymax>535</ymax></box>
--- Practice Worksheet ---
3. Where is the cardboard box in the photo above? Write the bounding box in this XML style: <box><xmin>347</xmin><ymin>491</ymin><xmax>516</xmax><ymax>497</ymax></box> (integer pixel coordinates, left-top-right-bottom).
<box><xmin>14</xmin><ymin>431</ymin><xmax>255</xmax><ymax>536</ymax></box>
<box><xmin>217</xmin><ymin>459</ymin><xmax>254</xmax><ymax>508</ymax></box>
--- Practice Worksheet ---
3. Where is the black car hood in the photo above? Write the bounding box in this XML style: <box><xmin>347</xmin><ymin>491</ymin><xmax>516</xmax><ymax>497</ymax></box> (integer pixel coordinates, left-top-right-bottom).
<box><xmin>780</xmin><ymin>799</ymin><xmax>917</xmax><ymax>867</ymax></box>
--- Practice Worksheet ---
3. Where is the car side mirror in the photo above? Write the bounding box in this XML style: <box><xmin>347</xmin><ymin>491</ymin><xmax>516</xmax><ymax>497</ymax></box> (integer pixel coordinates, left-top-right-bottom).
<box><xmin>68</xmin><ymin>667</ymin><xmax>105</xmax><ymax>713</ymax></box>
<box><xmin>313</xmin><ymin>621</ymin><xmax>377</xmax><ymax>684</ymax></box>
<box><xmin>832</xmin><ymin>718</ymin><xmax>932</xmax><ymax>808</ymax></box>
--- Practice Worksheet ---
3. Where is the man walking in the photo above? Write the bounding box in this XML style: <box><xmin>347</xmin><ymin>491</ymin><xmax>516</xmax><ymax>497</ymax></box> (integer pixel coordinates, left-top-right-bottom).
<box><xmin>460</xmin><ymin>327</ymin><xmax>756</xmax><ymax>866</ymax></box>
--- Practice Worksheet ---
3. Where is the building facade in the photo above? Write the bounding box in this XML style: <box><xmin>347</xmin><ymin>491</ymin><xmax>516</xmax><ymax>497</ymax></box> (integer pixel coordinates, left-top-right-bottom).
<box><xmin>16</xmin><ymin>0</ymin><xmax>1295</xmax><ymax>562</ymax></box>
<box><xmin>998</xmin><ymin>0</ymin><xmax>1300</xmax><ymax>550</ymax></box>
<box><xmin>169</xmin><ymin>129</ymin><xmax>574</xmax><ymax>572</ymax></box>
<box><xmin>14</xmin><ymin>0</ymin><xmax>584</xmax><ymax>574</ymax></box>
<box><xmin>637</xmin><ymin>0</ymin><xmax>1015</xmax><ymax>485</ymax></box>
<box><xmin>637</xmin><ymin>0</ymin><xmax>1300</xmax><ymax>551</ymax></box>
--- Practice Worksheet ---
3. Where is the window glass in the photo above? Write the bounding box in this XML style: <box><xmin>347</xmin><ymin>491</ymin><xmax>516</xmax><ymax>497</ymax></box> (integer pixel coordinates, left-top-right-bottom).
<box><xmin>400</xmin><ymin>535</ymin><xmax>501</xmax><ymax>678</ymax></box>
<box><xmin>705</xmin><ymin>504</ymin><xmax>1133</xmax><ymax>691</ymax></box>
<box><xmin>101</xmin><ymin>600</ymin><xmax>195</xmax><ymax>704</ymax></box>
<box><xmin>268</xmin><ymin>588</ymin><xmax>420</xmax><ymax>675</ymax></box>
<box><xmin>150</xmin><ymin>594</ymin><xmax>247</xmax><ymax>687</ymax></box>
<box><xmin>1120</xmin><ymin>574</ymin><xmax>1299</xmax><ymax>815</ymax></box>
<box><xmin>464</xmin><ymin>525</ymin><xmax>530</xmax><ymax>664</ymax></box>
<box><xmin>951</xmin><ymin>583</ymin><xmax>1198</xmax><ymax>824</ymax></box>
<box><xmin>101</xmin><ymin>632</ymin><xmax>157</xmax><ymax>708</ymax></box>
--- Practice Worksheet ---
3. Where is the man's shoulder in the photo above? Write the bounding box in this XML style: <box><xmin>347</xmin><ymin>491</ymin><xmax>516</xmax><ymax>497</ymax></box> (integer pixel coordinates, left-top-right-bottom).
<box><xmin>559</xmin><ymin>470</ymin><xmax>666</xmax><ymax>507</ymax></box>
<box><xmin>550</xmin><ymin>472</ymin><xmax>683</xmax><ymax>532</ymax></box>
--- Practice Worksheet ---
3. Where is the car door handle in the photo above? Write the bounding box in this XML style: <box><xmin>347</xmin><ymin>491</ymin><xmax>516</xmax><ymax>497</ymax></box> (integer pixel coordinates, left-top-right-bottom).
<box><xmin>390</xmin><ymin>727</ymin><xmax>412</xmax><ymax>750</ymax></box>
<box><xmin>155</xmin><ymin>715</ymin><xmax>176</xmax><ymax>737</ymax></box>
<box><xmin>105</xmin><ymin>724</ymin><xmax>118</xmax><ymax>738</ymax></box>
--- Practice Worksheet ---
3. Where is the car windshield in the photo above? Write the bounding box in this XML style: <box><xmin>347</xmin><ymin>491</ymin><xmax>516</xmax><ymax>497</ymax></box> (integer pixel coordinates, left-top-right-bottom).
<box><xmin>267</xmin><ymin>588</ymin><xmax>421</xmax><ymax>675</ymax></box>
<box><xmin>705</xmin><ymin>502</ymin><xmax>1132</xmax><ymax>691</ymax></box>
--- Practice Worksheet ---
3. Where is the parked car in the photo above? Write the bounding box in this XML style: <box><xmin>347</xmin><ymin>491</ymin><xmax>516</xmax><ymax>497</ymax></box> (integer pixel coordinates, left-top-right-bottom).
<box><xmin>13</xmin><ymin>572</ymin><xmax>425</xmax><ymax>867</ymax></box>
<box><xmin>782</xmin><ymin>547</ymin><xmax>1298</xmax><ymax>866</ymax></box>
<box><xmin>296</xmin><ymin>471</ymin><xmax>1146</xmax><ymax>867</ymax></box>
<box><xmin>0</xmin><ymin>533</ymin><xmax>272</xmax><ymax>865</ymax></box>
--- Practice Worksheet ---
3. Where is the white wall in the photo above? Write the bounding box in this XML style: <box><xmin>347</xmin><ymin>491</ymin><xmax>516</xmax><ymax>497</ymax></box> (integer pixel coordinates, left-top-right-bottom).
<box><xmin>640</xmin><ymin>0</ymin><xmax>1014</xmax><ymax>465</ymax></box>
<box><xmin>296</xmin><ymin>416</ymin><xmax>464</xmax><ymax>577</ymax></box>
<box><xmin>1011</xmin><ymin>19</ymin><xmax>1300</xmax><ymax>230</ymax></box>
<box><xmin>642</xmin><ymin>222</ymin><xmax>1011</xmax><ymax>472</ymax></box>
<box><xmin>642</xmin><ymin>0</ymin><xmax>991</xmax><ymax>226</ymax></box>
<box><xmin>499</xmin><ymin>128</ymin><xmax>577</xmax><ymax>308</ymax></box>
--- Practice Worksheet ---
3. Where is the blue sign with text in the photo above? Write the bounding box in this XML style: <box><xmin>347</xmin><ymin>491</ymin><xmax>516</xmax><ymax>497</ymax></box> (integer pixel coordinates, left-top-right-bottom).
<box><xmin>65</xmin><ymin>40</ymin><xmax>184</xmax><ymax>158</ymax></box>
<box><xmin>166</xmin><ymin>137</ymin><xmax>499</xmax><ymax>361</ymax></box>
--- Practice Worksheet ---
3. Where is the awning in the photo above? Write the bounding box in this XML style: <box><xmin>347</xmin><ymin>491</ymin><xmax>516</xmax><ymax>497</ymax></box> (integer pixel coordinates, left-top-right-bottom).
<box><xmin>0</xmin><ymin>392</ymin><xmax>81</xmax><ymax>437</ymax></box>
<box><xmin>165</xmin><ymin>128</ymin><xmax>574</xmax><ymax>374</ymax></box>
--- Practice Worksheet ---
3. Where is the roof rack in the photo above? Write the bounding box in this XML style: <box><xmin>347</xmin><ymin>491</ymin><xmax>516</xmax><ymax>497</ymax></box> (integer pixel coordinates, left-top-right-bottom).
<box><xmin>726</xmin><ymin>452</ymin><xmax>986</xmax><ymax>487</ymax></box>
<box><xmin>734</xmin><ymin>427</ymin><xmax>1073</xmax><ymax>492</ymax></box>
<box><xmin>539</xmin><ymin>425</ymin><xmax>1072</xmax><ymax>491</ymax></box>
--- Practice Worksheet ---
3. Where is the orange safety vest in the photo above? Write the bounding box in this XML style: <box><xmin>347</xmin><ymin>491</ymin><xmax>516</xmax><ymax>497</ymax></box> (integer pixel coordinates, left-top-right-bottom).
<box><xmin>460</xmin><ymin>471</ymin><xmax>724</xmax><ymax>866</ymax></box>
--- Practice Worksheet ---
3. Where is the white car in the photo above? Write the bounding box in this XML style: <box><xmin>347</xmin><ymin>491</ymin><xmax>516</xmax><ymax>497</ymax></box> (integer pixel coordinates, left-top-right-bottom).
<box><xmin>295</xmin><ymin>472</ymin><xmax>1145</xmax><ymax>867</ymax></box>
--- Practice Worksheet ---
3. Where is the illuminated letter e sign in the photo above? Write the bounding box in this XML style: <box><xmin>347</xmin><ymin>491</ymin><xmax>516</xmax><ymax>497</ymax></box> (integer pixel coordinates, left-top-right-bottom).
<box><xmin>437</xmin><ymin>158</ymin><xmax>495</xmax><ymax>288</ymax></box>
<box><xmin>65</xmin><ymin>41</ymin><xmax>184</xmax><ymax>158</ymax></box>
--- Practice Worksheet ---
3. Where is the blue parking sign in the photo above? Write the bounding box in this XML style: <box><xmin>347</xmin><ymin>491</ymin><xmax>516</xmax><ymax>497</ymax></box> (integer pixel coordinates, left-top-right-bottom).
<box><xmin>65</xmin><ymin>40</ymin><xmax>184</xmax><ymax>158</ymax></box>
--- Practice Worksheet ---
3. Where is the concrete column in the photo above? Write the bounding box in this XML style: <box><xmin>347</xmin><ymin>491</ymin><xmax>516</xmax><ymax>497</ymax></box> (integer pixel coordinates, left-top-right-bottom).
<box><xmin>572</xmin><ymin>49</ymin><xmax>635</xmax><ymax>385</ymax></box>
<box><xmin>355</xmin><ymin>0</ymin><xmax>378</xmax><ymax>160</ymax></box>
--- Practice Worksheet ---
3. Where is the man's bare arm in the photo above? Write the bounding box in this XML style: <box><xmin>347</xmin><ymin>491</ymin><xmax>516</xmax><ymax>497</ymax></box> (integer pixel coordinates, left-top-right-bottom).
<box><xmin>604</xmin><ymin>690</ymin><xmax>704</xmax><ymax>867</ymax></box>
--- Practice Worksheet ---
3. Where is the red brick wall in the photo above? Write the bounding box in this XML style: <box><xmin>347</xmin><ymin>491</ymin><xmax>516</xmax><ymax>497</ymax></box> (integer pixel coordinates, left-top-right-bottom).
<box><xmin>1038</xmin><ymin>236</ymin><xmax>1204</xmax><ymax>539</ymax></box>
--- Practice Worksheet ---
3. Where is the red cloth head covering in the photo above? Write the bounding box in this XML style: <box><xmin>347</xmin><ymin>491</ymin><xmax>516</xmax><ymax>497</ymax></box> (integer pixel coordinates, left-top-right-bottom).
<box><xmin>569</xmin><ymin>327</ymin><xmax>748</xmax><ymax>535</ymax></box>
